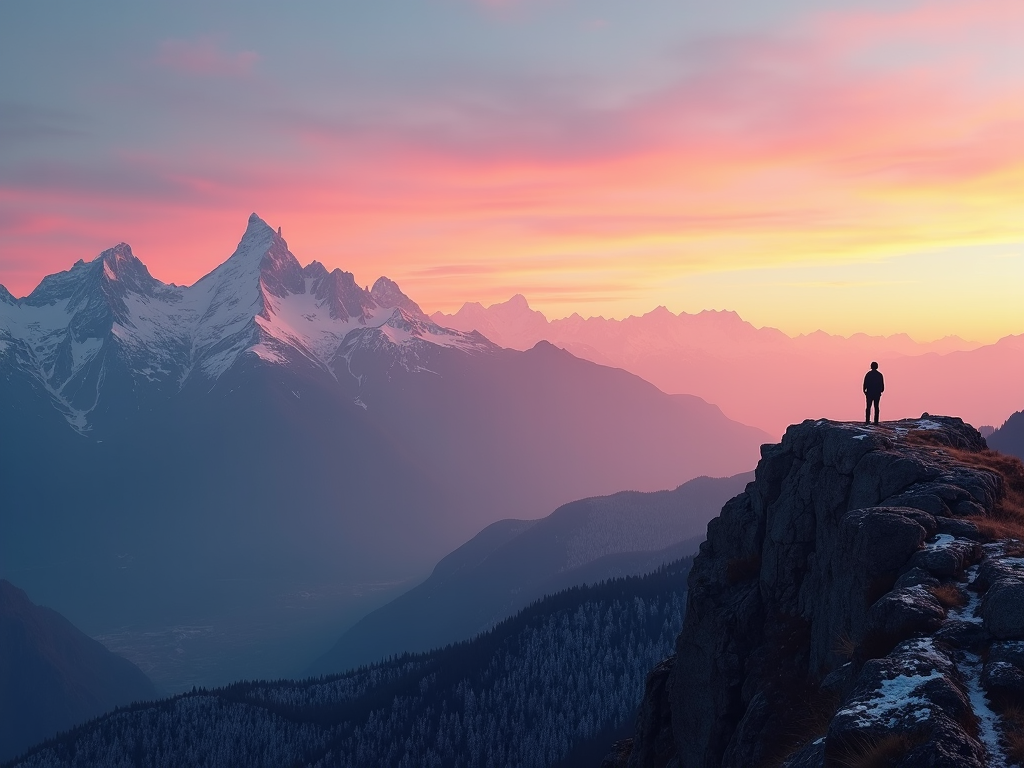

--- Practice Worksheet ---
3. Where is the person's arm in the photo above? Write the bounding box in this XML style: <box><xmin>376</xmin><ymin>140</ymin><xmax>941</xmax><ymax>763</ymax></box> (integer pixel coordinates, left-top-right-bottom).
<box><xmin>863</xmin><ymin>373</ymin><xmax>869</xmax><ymax>394</ymax></box>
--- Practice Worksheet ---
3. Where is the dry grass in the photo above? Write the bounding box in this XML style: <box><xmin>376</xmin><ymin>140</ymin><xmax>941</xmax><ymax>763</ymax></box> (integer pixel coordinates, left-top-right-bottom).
<box><xmin>997</xmin><ymin>704</ymin><xmax>1024</xmax><ymax>764</ymax></box>
<box><xmin>944</xmin><ymin>447</ymin><xmax>1024</xmax><ymax>523</ymax></box>
<box><xmin>833</xmin><ymin>632</ymin><xmax>856</xmax><ymax>661</ymax></box>
<box><xmin>899</xmin><ymin>439</ymin><xmax>1024</xmax><ymax>541</ymax></box>
<box><xmin>829</xmin><ymin>732</ymin><xmax>922</xmax><ymax>768</ymax></box>
<box><xmin>928</xmin><ymin>583</ymin><xmax>968</xmax><ymax>610</ymax></box>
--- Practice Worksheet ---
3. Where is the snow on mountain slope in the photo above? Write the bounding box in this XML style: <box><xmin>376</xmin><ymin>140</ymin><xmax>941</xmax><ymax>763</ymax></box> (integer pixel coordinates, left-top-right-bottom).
<box><xmin>0</xmin><ymin>214</ymin><xmax>489</xmax><ymax>431</ymax></box>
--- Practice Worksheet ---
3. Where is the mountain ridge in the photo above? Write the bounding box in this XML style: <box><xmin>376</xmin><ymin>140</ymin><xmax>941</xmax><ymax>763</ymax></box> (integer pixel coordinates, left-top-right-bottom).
<box><xmin>1</xmin><ymin>214</ymin><xmax>768</xmax><ymax>692</ymax></box>
<box><xmin>310</xmin><ymin>471</ymin><xmax>752</xmax><ymax>674</ymax></box>
<box><xmin>433</xmin><ymin>295</ymin><xmax>1022</xmax><ymax>436</ymax></box>
<box><xmin>0</xmin><ymin>213</ymin><xmax>490</xmax><ymax>435</ymax></box>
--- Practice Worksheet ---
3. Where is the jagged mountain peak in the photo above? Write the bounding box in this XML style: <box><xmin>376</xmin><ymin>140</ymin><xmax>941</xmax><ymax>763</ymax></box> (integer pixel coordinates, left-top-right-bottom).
<box><xmin>310</xmin><ymin>267</ymin><xmax>375</xmax><ymax>322</ymax></box>
<box><xmin>207</xmin><ymin>212</ymin><xmax>304</xmax><ymax>300</ymax></box>
<box><xmin>0</xmin><ymin>284</ymin><xmax>14</xmax><ymax>304</ymax></box>
<box><xmin>370</xmin><ymin>276</ymin><xmax>427</xmax><ymax>320</ymax></box>
<box><xmin>96</xmin><ymin>243</ymin><xmax>161</xmax><ymax>298</ymax></box>
<box><xmin>302</xmin><ymin>260</ymin><xmax>329</xmax><ymax>280</ymax></box>
<box><xmin>1</xmin><ymin>214</ymin><xmax>501</xmax><ymax>433</ymax></box>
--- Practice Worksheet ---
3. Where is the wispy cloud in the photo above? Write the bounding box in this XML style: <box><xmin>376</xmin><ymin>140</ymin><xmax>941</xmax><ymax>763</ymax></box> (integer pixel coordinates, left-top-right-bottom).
<box><xmin>155</xmin><ymin>37</ymin><xmax>258</xmax><ymax>77</ymax></box>
<box><xmin>5</xmin><ymin>1</ymin><xmax>1024</xmax><ymax>340</ymax></box>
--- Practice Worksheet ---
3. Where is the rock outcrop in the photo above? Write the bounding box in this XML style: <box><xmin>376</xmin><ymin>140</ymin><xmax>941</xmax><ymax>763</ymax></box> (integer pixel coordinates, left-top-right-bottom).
<box><xmin>608</xmin><ymin>416</ymin><xmax>1024</xmax><ymax>768</ymax></box>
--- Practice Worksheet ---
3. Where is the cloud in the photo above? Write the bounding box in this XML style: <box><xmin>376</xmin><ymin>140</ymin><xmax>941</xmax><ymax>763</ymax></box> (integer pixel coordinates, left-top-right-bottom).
<box><xmin>0</xmin><ymin>103</ymin><xmax>85</xmax><ymax>142</ymax></box>
<box><xmin>155</xmin><ymin>37</ymin><xmax>258</xmax><ymax>77</ymax></box>
<box><xmin>6</xmin><ymin>0</ymin><xmax>1024</xmax><ymax>338</ymax></box>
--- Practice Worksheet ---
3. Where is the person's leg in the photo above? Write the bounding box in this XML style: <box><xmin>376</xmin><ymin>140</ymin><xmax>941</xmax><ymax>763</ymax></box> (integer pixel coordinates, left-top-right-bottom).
<box><xmin>865</xmin><ymin>395</ymin><xmax>871</xmax><ymax>424</ymax></box>
<box><xmin>872</xmin><ymin>396</ymin><xmax>880</xmax><ymax>424</ymax></box>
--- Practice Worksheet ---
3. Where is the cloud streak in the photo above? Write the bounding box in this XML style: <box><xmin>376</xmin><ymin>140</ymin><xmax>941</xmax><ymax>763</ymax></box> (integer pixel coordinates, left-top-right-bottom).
<box><xmin>3</xmin><ymin>0</ymin><xmax>1024</xmax><ymax>341</ymax></box>
<box><xmin>155</xmin><ymin>37</ymin><xmax>259</xmax><ymax>77</ymax></box>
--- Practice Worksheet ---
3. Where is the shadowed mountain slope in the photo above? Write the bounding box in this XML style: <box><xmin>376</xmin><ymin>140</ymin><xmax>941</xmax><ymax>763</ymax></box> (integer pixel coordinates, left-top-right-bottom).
<box><xmin>0</xmin><ymin>581</ymin><xmax>156</xmax><ymax>764</ymax></box>
<box><xmin>988</xmin><ymin>410</ymin><xmax>1024</xmax><ymax>460</ymax></box>
<box><xmin>311</xmin><ymin>472</ymin><xmax>751</xmax><ymax>674</ymax></box>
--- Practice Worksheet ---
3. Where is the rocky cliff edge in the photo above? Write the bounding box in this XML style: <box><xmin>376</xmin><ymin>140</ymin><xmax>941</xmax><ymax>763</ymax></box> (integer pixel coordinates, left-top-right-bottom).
<box><xmin>609</xmin><ymin>416</ymin><xmax>1024</xmax><ymax>768</ymax></box>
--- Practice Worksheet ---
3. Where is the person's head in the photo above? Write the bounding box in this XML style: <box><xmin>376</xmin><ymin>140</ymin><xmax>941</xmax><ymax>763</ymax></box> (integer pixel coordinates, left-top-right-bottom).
<box><xmin>870</xmin><ymin>362</ymin><xmax>879</xmax><ymax>370</ymax></box>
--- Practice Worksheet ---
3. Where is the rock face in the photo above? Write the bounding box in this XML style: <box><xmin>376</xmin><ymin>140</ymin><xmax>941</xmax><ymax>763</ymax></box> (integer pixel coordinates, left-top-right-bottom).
<box><xmin>609</xmin><ymin>416</ymin><xmax>1024</xmax><ymax>768</ymax></box>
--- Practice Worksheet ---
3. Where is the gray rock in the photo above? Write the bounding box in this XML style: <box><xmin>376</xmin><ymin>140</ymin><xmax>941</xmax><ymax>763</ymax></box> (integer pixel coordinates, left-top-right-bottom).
<box><xmin>896</xmin><ymin>717</ymin><xmax>987</xmax><ymax>768</ymax></box>
<box><xmin>989</xmin><ymin>639</ymin><xmax>1024</xmax><ymax>668</ymax></box>
<box><xmin>864</xmin><ymin>586</ymin><xmax>946</xmax><ymax>648</ymax></box>
<box><xmin>827</xmin><ymin>640</ymin><xmax>982</xmax><ymax>767</ymax></box>
<box><xmin>982</xmin><ymin>660</ymin><xmax>1024</xmax><ymax>700</ymax></box>
<box><xmin>894</xmin><ymin>567</ymin><xmax>939</xmax><ymax>590</ymax></box>
<box><xmin>820</xmin><ymin>663</ymin><xmax>855</xmax><ymax>699</ymax></box>
<box><xmin>601</xmin><ymin>739</ymin><xmax>633</xmax><ymax>768</ymax></box>
<box><xmin>982</xmin><ymin>579</ymin><xmax>1024</xmax><ymax>639</ymax></box>
<box><xmin>933</xmin><ymin>620</ymin><xmax>989</xmax><ymax>651</ymax></box>
<box><xmin>906</xmin><ymin>538</ymin><xmax>981</xmax><ymax>577</ymax></box>
<box><xmin>954</xmin><ymin>499</ymin><xmax>987</xmax><ymax>517</ymax></box>
<box><xmin>626</xmin><ymin>657</ymin><xmax>676</xmax><ymax>768</ymax></box>
<box><xmin>779</xmin><ymin>739</ymin><xmax>824</xmax><ymax>768</ymax></box>
<box><xmin>934</xmin><ymin>517</ymin><xmax>983</xmax><ymax>541</ymax></box>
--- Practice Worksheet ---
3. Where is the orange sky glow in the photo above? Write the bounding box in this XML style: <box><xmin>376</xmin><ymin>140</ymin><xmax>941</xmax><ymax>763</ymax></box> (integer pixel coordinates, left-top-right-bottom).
<box><xmin>2</xmin><ymin>0</ymin><xmax>1024</xmax><ymax>342</ymax></box>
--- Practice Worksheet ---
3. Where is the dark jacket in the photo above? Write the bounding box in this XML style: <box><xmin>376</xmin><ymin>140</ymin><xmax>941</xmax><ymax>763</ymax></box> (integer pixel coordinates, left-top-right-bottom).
<box><xmin>864</xmin><ymin>369</ymin><xmax>884</xmax><ymax>398</ymax></box>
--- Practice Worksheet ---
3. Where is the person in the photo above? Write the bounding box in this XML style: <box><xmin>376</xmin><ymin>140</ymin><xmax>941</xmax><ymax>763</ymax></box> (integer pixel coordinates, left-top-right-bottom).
<box><xmin>863</xmin><ymin>362</ymin><xmax>884</xmax><ymax>425</ymax></box>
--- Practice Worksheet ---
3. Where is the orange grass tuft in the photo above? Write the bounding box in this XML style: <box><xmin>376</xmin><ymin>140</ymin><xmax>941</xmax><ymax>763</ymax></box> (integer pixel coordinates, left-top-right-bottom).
<box><xmin>830</xmin><ymin>732</ymin><xmax>922</xmax><ymax>768</ymax></box>
<box><xmin>928</xmin><ymin>583</ymin><xmax>968</xmax><ymax>610</ymax></box>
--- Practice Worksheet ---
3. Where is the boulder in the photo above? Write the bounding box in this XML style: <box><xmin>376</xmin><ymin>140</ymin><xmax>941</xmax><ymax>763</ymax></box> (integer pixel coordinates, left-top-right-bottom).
<box><xmin>982</xmin><ymin>580</ymin><xmax>1024</xmax><ymax>639</ymax></box>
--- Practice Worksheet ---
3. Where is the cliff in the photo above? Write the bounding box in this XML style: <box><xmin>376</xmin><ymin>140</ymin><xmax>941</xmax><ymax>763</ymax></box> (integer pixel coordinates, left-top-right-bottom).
<box><xmin>609</xmin><ymin>416</ymin><xmax>1024</xmax><ymax>768</ymax></box>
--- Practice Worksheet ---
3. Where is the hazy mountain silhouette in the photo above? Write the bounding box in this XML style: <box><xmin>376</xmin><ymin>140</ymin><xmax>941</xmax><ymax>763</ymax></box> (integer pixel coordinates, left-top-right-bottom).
<box><xmin>988</xmin><ymin>410</ymin><xmax>1024</xmax><ymax>459</ymax></box>
<box><xmin>309</xmin><ymin>472</ymin><xmax>751</xmax><ymax>674</ymax></box>
<box><xmin>433</xmin><ymin>296</ymin><xmax>1022</xmax><ymax>437</ymax></box>
<box><xmin>0</xmin><ymin>215</ymin><xmax>767</xmax><ymax>691</ymax></box>
<box><xmin>0</xmin><ymin>580</ymin><xmax>156</xmax><ymax>763</ymax></box>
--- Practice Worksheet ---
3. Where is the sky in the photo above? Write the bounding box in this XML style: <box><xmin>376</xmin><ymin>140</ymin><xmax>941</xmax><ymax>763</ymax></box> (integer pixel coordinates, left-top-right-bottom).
<box><xmin>2</xmin><ymin>0</ymin><xmax>1024</xmax><ymax>342</ymax></box>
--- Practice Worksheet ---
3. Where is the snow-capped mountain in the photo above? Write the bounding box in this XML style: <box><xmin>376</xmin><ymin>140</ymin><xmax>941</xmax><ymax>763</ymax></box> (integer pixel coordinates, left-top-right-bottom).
<box><xmin>1</xmin><ymin>214</ymin><xmax>768</xmax><ymax>692</ymax></box>
<box><xmin>0</xmin><ymin>214</ymin><xmax>488</xmax><ymax>434</ymax></box>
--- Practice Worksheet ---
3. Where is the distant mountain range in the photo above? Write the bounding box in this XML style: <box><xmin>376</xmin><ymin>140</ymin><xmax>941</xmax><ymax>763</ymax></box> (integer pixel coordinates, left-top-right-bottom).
<box><xmin>310</xmin><ymin>471</ymin><xmax>751</xmax><ymax>674</ymax></box>
<box><xmin>0</xmin><ymin>214</ymin><xmax>767</xmax><ymax>691</ymax></box>
<box><xmin>0</xmin><ymin>580</ymin><xmax>155</xmax><ymax>763</ymax></box>
<box><xmin>434</xmin><ymin>295</ymin><xmax>1023</xmax><ymax>436</ymax></box>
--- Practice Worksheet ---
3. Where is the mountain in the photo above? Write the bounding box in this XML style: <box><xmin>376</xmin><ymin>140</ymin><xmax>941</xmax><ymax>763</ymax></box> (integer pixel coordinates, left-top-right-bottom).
<box><xmin>432</xmin><ymin>297</ymin><xmax>1024</xmax><ymax>437</ymax></box>
<box><xmin>0</xmin><ymin>580</ymin><xmax>156</xmax><ymax>764</ymax></box>
<box><xmin>609</xmin><ymin>416</ymin><xmax>1024</xmax><ymax>768</ymax></box>
<box><xmin>6</xmin><ymin>562</ymin><xmax>691</xmax><ymax>768</ymax></box>
<box><xmin>310</xmin><ymin>471</ymin><xmax>751</xmax><ymax>674</ymax></box>
<box><xmin>988</xmin><ymin>410</ymin><xmax>1024</xmax><ymax>460</ymax></box>
<box><xmin>0</xmin><ymin>214</ymin><xmax>768</xmax><ymax>692</ymax></box>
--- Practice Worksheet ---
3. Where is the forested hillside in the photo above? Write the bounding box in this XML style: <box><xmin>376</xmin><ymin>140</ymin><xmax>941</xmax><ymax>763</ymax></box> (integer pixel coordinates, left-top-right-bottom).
<box><xmin>7</xmin><ymin>561</ymin><xmax>690</xmax><ymax>768</ymax></box>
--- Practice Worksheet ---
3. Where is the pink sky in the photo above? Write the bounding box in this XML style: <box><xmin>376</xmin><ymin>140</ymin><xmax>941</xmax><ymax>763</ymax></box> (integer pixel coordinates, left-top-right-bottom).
<box><xmin>2</xmin><ymin>0</ymin><xmax>1024</xmax><ymax>341</ymax></box>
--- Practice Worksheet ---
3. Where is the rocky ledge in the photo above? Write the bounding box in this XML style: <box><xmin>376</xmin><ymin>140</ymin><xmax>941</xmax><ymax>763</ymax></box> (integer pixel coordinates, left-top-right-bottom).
<box><xmin>608</xmin><ymin>416</ymin><xmax>1024</xmax><ymax>768</ymax></box>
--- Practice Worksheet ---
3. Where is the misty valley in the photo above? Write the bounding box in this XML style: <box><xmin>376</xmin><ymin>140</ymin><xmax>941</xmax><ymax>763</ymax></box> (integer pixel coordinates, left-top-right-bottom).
<box><xmin>4</xmin><ymin>217</ymin><xmax>1024</xmax><ymax>767</ymax></box>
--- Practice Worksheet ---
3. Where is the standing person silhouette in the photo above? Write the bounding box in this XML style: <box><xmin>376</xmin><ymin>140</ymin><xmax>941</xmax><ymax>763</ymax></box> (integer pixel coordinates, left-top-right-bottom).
<box><xmin>863</xmin><ymin>362</ymin><xmax>884</xmax><ymax>425</ymax></box>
